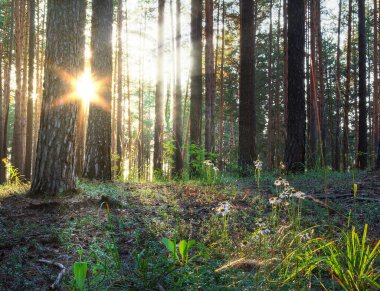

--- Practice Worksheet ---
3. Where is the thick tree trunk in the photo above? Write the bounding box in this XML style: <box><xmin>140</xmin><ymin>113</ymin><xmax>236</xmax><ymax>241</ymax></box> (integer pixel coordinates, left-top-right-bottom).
<box><xmin>153</xmin><ymin>0</ymin><xmax>165</xmax><ymax>174</ymax></box>
<box><xmin>284</xmin><ymin>0</ymin><xmax>305</xmax><ymax>173</ymax></box>
<box><xmin>205</xmin><ymin>0</ymin><xmax>215</xmax><ymax>154</ymax></box>
<box><xmin>343</xmin><ymin>0</ymin><xmax>352</xmax><ymax>170</ymax></box>
<box><xmin>275</xmin><ymin>4</ymin><xmax>281</xmax><ymax>168</ymax></box>
<box><xmin>357</xmin><ymin>0</ymin><xmax>367</xmax><ymax>169</ymax></box>
<box><xmin>239</xmin><ymin>0</ymin><xmax>256</xmax><ymax>171</ymax></box>
<box><xmin>30</xmin><ymin>0</ymin><xmax>86</xmax><ymax>195</ymax></box>
<box><xmin>172</xmin><ymin>0</ymin><xmax>184</xmax><ymax>176</ymax></box>
<box><xmin>83</xmin><ymin>0</ymin><xmax>113</xmax><ymax>181</ymax></box>
<box><xmin>25</xmin><ymin>0</ymin><xmax>35</xmax><ymax>179</ymax></box>
<box><xmin>189</xmin><ymin>0</ymin><xmax>202</xmax><ymax>175</ymax></box>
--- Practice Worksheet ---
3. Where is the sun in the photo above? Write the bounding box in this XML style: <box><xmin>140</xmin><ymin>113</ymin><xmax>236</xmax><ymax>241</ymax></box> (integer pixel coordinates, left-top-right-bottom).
<box><xmin>75</xmin><ymin>69</ymin><xmax>97</xmax><ymax>105</ymax></box>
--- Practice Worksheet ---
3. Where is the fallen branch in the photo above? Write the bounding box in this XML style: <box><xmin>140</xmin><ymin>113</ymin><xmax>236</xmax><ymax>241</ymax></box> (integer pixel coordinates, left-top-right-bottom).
<box><xmin>37</xmin><ymin>259</ymin><xmax>66</xmax><ymax>289</ymax></box>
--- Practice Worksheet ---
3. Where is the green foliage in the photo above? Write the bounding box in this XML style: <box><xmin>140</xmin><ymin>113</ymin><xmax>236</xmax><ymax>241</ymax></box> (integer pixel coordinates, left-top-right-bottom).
<box><xmin>2</xmin><ymin>158</ymin><xmax>22</xmax><ymax>186</ymax></box>
<box><xmin>161</xmin><ymin>237</ymin><xmax>204</xmax><ymax>266</ymax></box>
<box><xmin>72</xmin><ymin>249</ymin><xmax>88</xmax><ymax>291</ymax></box>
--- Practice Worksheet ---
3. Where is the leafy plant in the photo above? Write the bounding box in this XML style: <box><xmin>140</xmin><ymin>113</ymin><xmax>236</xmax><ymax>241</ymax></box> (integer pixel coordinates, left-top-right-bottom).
<box><xmin>162</xmin><ymin>237</ymin><xmax>203</xmax><ymax>266</ymax></box>
<box><xmin>321</xmin><ymin>224</ymin><xmax>380</xmax><ymax>290</ymax></box>
<box><xmin>2</xmin><ymin>158</ymin><xmax>22</xmax><ymax>186</ymax></box>
<box><xmin>72</xmin><ymin>249</ymin><xmax>88</xmax><ymax>291</ymax></box>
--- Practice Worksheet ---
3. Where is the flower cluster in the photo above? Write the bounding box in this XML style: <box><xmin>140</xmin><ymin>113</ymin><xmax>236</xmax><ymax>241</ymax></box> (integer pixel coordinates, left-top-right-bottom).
<box><xmin>253</xmin><ymin>228</ymin><xmax>271</xmax><ymax>240</ymax></box>
<box><xmin>274</xmin><ymin>177</ymin><xmax>290</xmax><ymax>188</ymax></box>
<box><xmin>215</xmin><ymin>202</ymin><xmax>231</xmax><ymax>216</ymax></box>
<box><xmin>254</xmin><ymin>159</ymin><xmax>263</xmax><ymax>171</ymax></box>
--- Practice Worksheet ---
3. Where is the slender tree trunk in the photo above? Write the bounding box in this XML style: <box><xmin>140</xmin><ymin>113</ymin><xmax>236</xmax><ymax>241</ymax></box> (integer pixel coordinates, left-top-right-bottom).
<box><xmin>30</xmin><ymin>0</ymin><xmax>86</xmax><ymax>195</ymax></box>
<box><xmin>316</xmin><ymin>0</ymin><xmax>326</xmax><ymax>167</ymax></box>
<box><xmin>0</xmin><ymin>0</ymin><xmax>13</xmax><ymax>183</ymax></box>
<box><xmin>25</xmin><ymin>0</ymin><xmax>35</xmax><ymax>179</ymax></box>
<box><xmin>125</xmin><ymin>6</ymin><xmax>132</xmax><ymax>175</ymax></box>
<box><xmin>343</xmin><ymin>0</ymin><xmax>353</xmax><ymax>170</ymax></box>
<box><xmin>357</xmin><ymin>0</ymin><xmax>367</xmax><ymax>169</ymax></box>
<box><xmin>12</xmin><ymin>0</ymin><xmax>25</xmax><ymax>173</ymax></box>
<box><xmin>275</xmin><ymin>3</ymin><xmax>281</xmax><ymax>167</ymax></box>
<box><xmin>116</xmin><ymin>0</ymin><xmax>123</xmax><ymax>176</ymax></box>
<box><xmin>239</xmin><ymin>0</ymin><xmax>256</xmax><ymax>171</ymax></box>
<box><xmin>172</xmin><ymin>0</ymin><xmax>183</xmax><ymax>176</ymax></box>
<box><xmin>332</xmin><ymin>0</ymin><xmax>342</xmax><ymax>171</ymax></box>
<box><xmin>189</xmin><ymin>0</ymin><xmax>202</xmax><ymax>175</ymax></box>
<box><xmin>309</xmin><ymin>0</ymin><xmax>317</xmax><ymax>168</ymax></box>
<box><xmin>205</xmin><ymin>0</ymin><xmax>215</xmax><ymax>154</ymax></box>
<box><xmin>267</xmin><ymin>0</ymin><xmax>274</xmax><ymax>169</ymax></box>
<box><xmin>374</xmin><ymin>0</ymin><xmax>379</xmax><ymax>169</ymax></box>
<box><xmin>283</xmin><ymin>0</ymin><xmax>288</xmax><ymax>140</ymax></box>
<box><xmin>83</xmin><ymin>0</ymin><xmax>113</xmax><ymax>180</ymax></box>
<box><xmin>153</xmin><ymin>0</ymin><xmax>165</xmax><ymax>174</ymax></box>
<box><xmin>284</xmin><ymin>0</ymin><xmax>305</xmax><ymax>173</ymax></box>
<box><xmin>218</xmin><ymin>0</ymin><xmax>225</xmax><ymax>170</ymax></box>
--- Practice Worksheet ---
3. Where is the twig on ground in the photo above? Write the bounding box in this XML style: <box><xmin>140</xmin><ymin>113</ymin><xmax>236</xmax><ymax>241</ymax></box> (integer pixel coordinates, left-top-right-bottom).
<box><xmin>37</xmin><ymin>259</ymin><xmax>66</xmax><ymax>289</ymax></box>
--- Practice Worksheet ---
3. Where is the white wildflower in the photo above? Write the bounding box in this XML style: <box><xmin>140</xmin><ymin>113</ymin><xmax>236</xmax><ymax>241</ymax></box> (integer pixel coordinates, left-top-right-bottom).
<box><xmin>274</xmin><ymin>179</ymin><xmax>281</xmax><ymax>186</ymax></box>
<box><xmin>204</xmin><ymin>160</ymin><xmax>214</xmax><ymax>167</ymax></box>
<box><xmin>254</xmin><ymin>159</ymin><xmax>263</xmax><ymax>170</ymax></box>
<box><xmin>213</xmin><ymin>166</ymin><xmax>219</xmax><ymax>172</ymax></box>
<box><xmin>215</xmin><ymin>202</ymin><xmax>231</xmax><ymax>216</ymax></box>
<box><xmin>269</xmin><ymin>197</ymin><xmax>282</xmax><ymax>204</ymax></box>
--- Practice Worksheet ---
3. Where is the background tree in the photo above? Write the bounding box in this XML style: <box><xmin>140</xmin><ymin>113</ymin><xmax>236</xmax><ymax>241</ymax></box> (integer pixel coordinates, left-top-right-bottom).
<box><xmin>357</xmin><ymin>0</ymin><xmax>367</xmax><ymax>169</ymax></box>
<box><xmin>239</xmin><ymin>0</ymin><xmax>256</xmax><ymax>171</ymax></box>
<box><xmin>153</xmin><ymin>0</ymin><xmax>165</xmax><ymax>175</ymax></box>
<box><xmin>284</xmin><ymin>0</ymin><xmax>305</xmax><ymax>172</ymax></box>
<box><xmin>30</xmin><ymin>0</ymin><xmax>86</xmax><ymax>195</ymax></box>
<box><xmin>189</xmin><ymin>0</ymin><xmax>202</xmax><ymax>175</ymax></box>
<box><xmin>84</xmin><ymin>0</ymin><xmax>113</xmax><ymax>180</ymax></box>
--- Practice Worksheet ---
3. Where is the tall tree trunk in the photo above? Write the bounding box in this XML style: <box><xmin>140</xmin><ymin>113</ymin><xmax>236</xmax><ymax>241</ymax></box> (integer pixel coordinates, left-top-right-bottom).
<box><xmin>116</xmin><ymin>0</ymin><xmax>123</xmax><ymax>176</ymax></box>
<box><xmin>30</xmin><ymin>0</ymin><xmax>86</xmax><ymax>195</ymax></box>
<box><xmin>189</xmin><ymin>0</ymin><xmax>202</xmax><ymax>175</ymax></box>
<box><xmin>218</xmin><ymin>0</ymin><xmax>225</xmax><ymax>169</ymax></box>
<box><xmin>333</xmin><ymin>0</ymin><xmax>342</xmax><ymax>171</ymax></box>
<box><xmin>309</xmin><ymin>0</ymin><xmax>317</xmax><ymax>168</ymax></box>
<box><xmin>12</xmin><ymin>0</ymin><xmax>25</xmax><ymax>173</ymax></box>
<box><xmin>125</xmin><ymin>6</ymin><xmax>132</xmax><ymax>175</ymax></box>
<box><xmin>239</xmin><ymin>0</ymin><xmax>256</xmax><ymax>171</ymax></box>
<box><xmin>283</xmin><ymin>0</ymin><xmax>288</xmax><ymax>140</ymax></box>
<box><xmin>284</xmin><ymin>0</ymin><xmax>305</xmax><ymax>173</ymax></box>
<box><xmin>357</xmin><ymin>0</ymin><xmax>367</xmax><ymax>169</ymax></box>
<box><xmin>172</xmin><ymin>0</ymin><xmax>184</xmax><ymax>176</ymax></box>
<box><xmin>153</xmin><ymin>0</ymin><xmax>165</xmax><ymax>174</ymax></box>
<box><xmin>267</xmin><ymin>0</ymin><xmax>274</xmax><ymax>169</ymax></box>
<box><xmin>275</xmin><ymin>3</ymin><xmax>281</xmax><ymax>167</ymax></box>
<box><xmin>374</xmin><ymin>0</ymin><xmax>379</xmax><ymax>169</ymax></box>
<box><xmin>316</xmin><ymin>0</ymin><xmax>326</xmax><ymax>167</ymax></box>
<box><xmin>83</xmin><ymin>0</ymin><xmax>113</xmax><ymax>180</ymax></box>
<box><xmin>205</xmin><ymin>0</ymin><xmax>215</xmax><ymax>154</ymax></box>
<box><xmin>25</xmin><ymin>0</ymin><xmax>35</xmax><ymax>179</ymax></box>
<box><xmin>343</xmin><ymin>0</ymin><xmax>353</xmax><ymax>170</ymax></box>
<box><xmin>0</xmin><ymin>0</ymin><xmax>13</xmax><ymax>183</ymax></box>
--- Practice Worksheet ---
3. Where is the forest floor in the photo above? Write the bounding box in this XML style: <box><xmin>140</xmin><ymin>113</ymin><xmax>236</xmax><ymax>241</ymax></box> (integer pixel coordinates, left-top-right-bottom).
<box><xmin>0</xmin><ymin>170</ymin><xmax>379</xmax><ymax>290</ymax></box>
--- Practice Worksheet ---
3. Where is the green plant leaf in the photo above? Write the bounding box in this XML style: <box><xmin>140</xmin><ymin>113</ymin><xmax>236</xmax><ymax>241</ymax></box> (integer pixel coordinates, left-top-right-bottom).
<box><xmin>73</xmin><ymin>261</ymin><xmax>88</xmax><ymax>291</ymax></box>
<box><xmin>162</xmin><ymin>238</ymin><xmax>175</xmax><ymax>254</ymax></box>
<box><xmin>179</xmin><ymin>240</ymin><xmax>187</xmax><ymax>260</ymax></box>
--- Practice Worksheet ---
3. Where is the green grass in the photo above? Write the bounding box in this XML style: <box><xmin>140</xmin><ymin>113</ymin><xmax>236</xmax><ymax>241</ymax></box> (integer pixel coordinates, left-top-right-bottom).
<box><xmin>0</xmin><ymin>169</ymin><xmax>379</xmax><ymax>290</ymax></box>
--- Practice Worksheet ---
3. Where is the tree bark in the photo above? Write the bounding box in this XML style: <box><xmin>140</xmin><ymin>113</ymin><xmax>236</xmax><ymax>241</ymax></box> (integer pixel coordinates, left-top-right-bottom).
<box><xmin>374</xmin><ymin>0</ymin><xmax>379</xmax><ymax>169</ymax></box>
<box><xmin>343</xmin><ymin>0</ymin><xmax>352</xmax><ymax>170</ymax></box>
<box><xmin>83</xmin><ymin>0</ymin><xmax>113</xmax><ymax>181</ymax></box>
<box><xmin>333</xmin><ymin>0</ymin><xmax>342</xmax><ymax>171</ymax></box>
<box><xmin>25</xmin><ymin>0</ymin><xmax>35</xmax><ymax>179</ymax></box>
<box><xmin>283</xmin><ymin>0</ymin><xmax>288</xmax><ymax>140</ymax></box>
<box><xmin>218</xmin><ymin>0</ymin><xmax>225</xmax><ymax>169</ymax></box>
<box><xmin>267</xmin><ymin>0</ymin><xmax>274</xmax><ymax>169</ymax></box>
<box><xmin>153</xmin><ymin>0</ymin><xmax>165</xmax><ymax>174</ymax></box>
<box><xmin>172</xmin><ymin>0</ymin><xmax>184</xmax><ymax>176</ymax></box>
<box><xmin>357</xmin><ymin>0</ymin><xmax>367</xmax><ymax>169</ymax></box>
<box><xmin>116</xmin><ymin>0</ymin><xmax>123</xmax><ymax>176</ymax></box>
<box><xmin>284</xmin><ymin>0</ymin><xmax>305</xmax><ymax>173</ymax></box>
<box><xmin>189</xmin><ymin>0</ymin><xmax>202</xmax><ymax>175</ymax></box>
<box><xmin>205</xmin><ymin>0</ymin><xmax>215</xmax><ymax>154</ymax></box>
<box><xmin>30</xmin><ymin>0</ymin><xmax>86</xmax><ymax>195</ymax></box>
<box><xmin>239</xmin><ymin>0</ymin><xmax>256</xmax><ymax>171</ymax></box>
